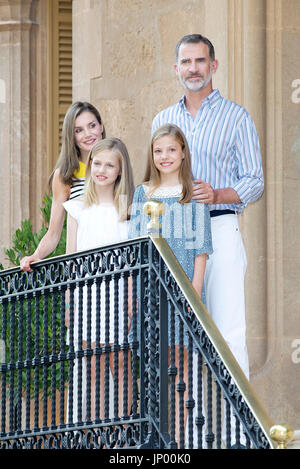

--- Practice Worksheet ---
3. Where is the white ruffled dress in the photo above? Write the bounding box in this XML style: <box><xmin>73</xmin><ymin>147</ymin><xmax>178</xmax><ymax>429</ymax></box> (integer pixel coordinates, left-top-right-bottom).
<box><xmin>63</xmin><ymin>199</ymin><xmax>129</xmax><ymax>344</ymax></box>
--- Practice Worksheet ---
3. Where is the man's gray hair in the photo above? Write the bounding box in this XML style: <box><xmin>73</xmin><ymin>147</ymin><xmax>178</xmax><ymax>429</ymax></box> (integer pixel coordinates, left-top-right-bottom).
<box><xmin>175</xmin><ymin>34</ymin><xmax>215</xmax><ymax>63</ymax></box>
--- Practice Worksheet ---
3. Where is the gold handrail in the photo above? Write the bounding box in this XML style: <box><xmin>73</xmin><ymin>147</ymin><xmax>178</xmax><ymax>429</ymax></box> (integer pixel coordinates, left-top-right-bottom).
<box><xmin>144</xmin><ymin>200</ymin><xmax>293</xmax><ymax>449</ymax></box>
<box><xmin>270</xmin><ymin>425</ymin><xmax>294</xmax><ymax>449</ymax></box>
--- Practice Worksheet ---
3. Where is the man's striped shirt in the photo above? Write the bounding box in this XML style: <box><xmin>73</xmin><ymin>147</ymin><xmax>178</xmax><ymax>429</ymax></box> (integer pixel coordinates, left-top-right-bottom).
<box><xmin>151</xmin><ymin>89</ymin><xmax>264</xmax><ymax>213</ymax></box>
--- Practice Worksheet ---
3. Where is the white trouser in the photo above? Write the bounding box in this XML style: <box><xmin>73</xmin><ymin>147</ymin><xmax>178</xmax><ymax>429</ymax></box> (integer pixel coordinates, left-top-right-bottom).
<box><xmin>204</xmin><ymin>214</ymin><xmax>249</xmax><ymax>379</ymax></box>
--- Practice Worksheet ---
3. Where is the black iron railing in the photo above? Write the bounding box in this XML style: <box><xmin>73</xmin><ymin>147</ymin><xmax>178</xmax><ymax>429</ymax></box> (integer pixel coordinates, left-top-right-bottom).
<box><xmin>0</xmin><ymin>235</ymin><xmax>275</xmax><ymax>449</ymax></box>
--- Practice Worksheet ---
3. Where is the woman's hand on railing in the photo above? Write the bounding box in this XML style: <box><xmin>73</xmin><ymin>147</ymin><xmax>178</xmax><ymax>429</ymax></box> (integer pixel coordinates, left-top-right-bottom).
<box><xmin>20</xmin><ymin>253</ymin><xmax>41</xmax><ymax>272</ymax></box>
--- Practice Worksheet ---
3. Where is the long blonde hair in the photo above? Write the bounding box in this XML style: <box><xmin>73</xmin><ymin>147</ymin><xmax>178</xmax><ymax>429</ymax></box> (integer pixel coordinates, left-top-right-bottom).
<box><xmin>84</xmin><ymin>138</ymin><xmax>135</xmax><ymax>221</ymax></box>
<box><xmin>49</xmin><ymin>101</ymin><xmax>106</xmax><ymax>188</ymax></box>
<box><xmin>144</xmin><ymin>124</ymin><xmax>193</xmax><ymax>203</ymax></box>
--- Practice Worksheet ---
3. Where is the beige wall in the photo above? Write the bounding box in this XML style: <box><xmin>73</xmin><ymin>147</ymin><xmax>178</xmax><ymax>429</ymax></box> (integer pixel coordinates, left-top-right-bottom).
<box><xmin>0</xmin><ymin>0</ymin><xmax>49</xmax><ymax>261</ymax></box>
<box><xmin>72</xmin><ymin>0</ymin><xmax>300</xmax><ymax>428</ymax></box>
<box><xmin>0</xmin><ymin>0</ymin><xmax>299</xmax><ymax>430</ymax></box>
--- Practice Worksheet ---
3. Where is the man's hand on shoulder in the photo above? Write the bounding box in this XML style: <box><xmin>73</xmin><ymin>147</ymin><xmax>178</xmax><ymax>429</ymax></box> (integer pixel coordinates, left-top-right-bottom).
<box><xmin>192</xmin><ymin>179</ymin><xmax>241</xmax><ymax>205</ymax></box>
<box><xmin>192</xmin><ymin>179</ymin><xmax>216</xmax><ymax>204</ymax></box>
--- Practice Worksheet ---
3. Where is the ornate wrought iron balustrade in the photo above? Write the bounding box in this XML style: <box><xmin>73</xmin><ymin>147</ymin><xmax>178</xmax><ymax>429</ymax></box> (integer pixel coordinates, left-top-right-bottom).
<box><xmin>0</xmin><ymin>236</ymin><xmax>275</xmax><ymax>449</ymax></box>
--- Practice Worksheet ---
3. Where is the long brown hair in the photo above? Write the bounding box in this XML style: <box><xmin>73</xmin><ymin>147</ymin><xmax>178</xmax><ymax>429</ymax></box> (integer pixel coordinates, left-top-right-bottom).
<box><xmin>84</xmin><ymin>138</ymin><xmax>135</xmax><ymax>221</ymax></box>
<box><xmin>144</xmin><ymin>124</ymin><xmax>194</xmax><ymax>203</ymax></box>
<box><xmin>49</xmin><ymin>101</ymin><xmax>106</xmax><ymax>188</ymax></box>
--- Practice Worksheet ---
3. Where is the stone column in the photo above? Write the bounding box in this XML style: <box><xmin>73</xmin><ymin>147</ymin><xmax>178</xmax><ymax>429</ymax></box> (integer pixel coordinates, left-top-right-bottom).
<box><xmin>0</xmin><ymin>0</ymin><xmax>34</xmax><ymax>264</ymax></box>
<box><xmin>226</xmin><ymin>0</ymin><xmax>268</xmax><ymax>372</ymax></box>
<box><xmin>260</xmin><ymin>0</ymin><xmax>300</xmax><ymax>427</ymax></box>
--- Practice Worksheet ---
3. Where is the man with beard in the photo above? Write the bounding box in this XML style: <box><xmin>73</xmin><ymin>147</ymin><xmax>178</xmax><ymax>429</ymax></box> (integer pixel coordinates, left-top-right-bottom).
<box><xmin>152</xmin><ymin>34</ymin><xmax>264</xmax><ymax>382</ymax></box>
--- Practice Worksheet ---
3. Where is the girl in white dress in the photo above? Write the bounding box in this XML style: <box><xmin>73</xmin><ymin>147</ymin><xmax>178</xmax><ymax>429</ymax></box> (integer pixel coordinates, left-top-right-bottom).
<box><xmin>63</xmin><ymin>137</ymin><xmax>135</xmax><ymax>422</ymax></box>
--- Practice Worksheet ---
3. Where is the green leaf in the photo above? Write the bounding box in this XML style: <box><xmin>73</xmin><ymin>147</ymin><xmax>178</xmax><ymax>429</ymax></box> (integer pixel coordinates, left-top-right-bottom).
<box><xmin>1</xmin><ymin>193</ymin><xmax>66</xmax><ymax>267</ymax></box>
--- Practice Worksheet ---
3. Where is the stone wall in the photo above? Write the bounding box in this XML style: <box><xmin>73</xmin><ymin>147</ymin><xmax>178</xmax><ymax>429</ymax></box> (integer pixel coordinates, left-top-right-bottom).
<box><xmin>72</xmin><ymin>0</ymin><xmax>300</xmax><ymax>428</ymax></box>
<box><xmin>0</xmin><ymin>0</ymin><xmax>48</xmax><ymax>261</ymax></box>
<box><xmin>0</xmin><ymin>0</ymin><xmax>299</xmax><ymax>429</ymax></box>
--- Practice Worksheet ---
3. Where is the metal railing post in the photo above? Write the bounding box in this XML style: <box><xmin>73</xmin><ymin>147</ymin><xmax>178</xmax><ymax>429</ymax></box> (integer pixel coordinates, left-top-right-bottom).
<box><xmin>158</xmin><ymin>263</ymin><xmax>169</xmax><ymax>446</ymax></box>
<box><xmin>144</xmin><ymin>200</ymin><xmax>167</xmax><ymax>448</ymax></box>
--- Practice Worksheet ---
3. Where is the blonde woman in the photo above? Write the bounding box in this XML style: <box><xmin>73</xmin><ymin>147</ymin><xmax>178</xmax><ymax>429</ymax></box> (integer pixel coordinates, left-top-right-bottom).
<box><xmin>64</xmin><ymin>137</ymin><xmax>134</xmax><ymax>267</ymax></box>
<box><xmin>63</xmin><ymin>138</ymin><xmax>135</xmax><ymax>422</ymax></box>
<box><xmin>20</xmin><ymin>101</ymin><xmax>105</xmax><ymax>271</ymax></box>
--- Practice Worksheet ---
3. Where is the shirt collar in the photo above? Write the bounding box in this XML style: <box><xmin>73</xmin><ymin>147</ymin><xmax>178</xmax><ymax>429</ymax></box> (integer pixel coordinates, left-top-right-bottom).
<box><xmin>180</xmin><ymin>88</ymin><xmax>221</xmax><ymax>111</ymax></box>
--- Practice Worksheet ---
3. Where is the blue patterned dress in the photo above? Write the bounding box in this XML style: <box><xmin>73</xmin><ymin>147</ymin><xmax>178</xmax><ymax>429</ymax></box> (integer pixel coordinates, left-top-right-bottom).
<box><xmin>129</xmin><ymin>184</ymin><xmax>213</xmax><ymax>346</ymax></box>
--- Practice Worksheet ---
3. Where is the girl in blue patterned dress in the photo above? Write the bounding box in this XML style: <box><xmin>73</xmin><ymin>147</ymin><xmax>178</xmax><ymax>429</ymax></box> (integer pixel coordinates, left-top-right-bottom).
<box><xmin>129</xmin><ymin>123</ymin><xmax>213</xmax><ymax>306</ymax></box>
<box><xmin>129</xmin><ymin>124</ymin><xmax>213</xmax><ymax>441</ymax></box>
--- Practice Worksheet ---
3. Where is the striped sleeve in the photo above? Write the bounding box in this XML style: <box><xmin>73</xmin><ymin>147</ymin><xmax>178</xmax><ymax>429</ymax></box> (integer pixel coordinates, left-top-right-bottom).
<box><xmin>232</xmin><ymin>112</ymin><xmax>264</xmax><ymax>206</ymax></box>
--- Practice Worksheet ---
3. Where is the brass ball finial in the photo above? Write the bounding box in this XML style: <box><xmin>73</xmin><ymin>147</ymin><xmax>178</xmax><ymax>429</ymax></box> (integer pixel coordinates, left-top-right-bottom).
<box><xmin>143</xmin><ymin>200</ymin><xmax>165</xmax><ymax>236</ymax></box>
<box><xmin>270</xmin><ymin>424</ymin><xmax>294</xmax><ymax>449</ymax></box>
